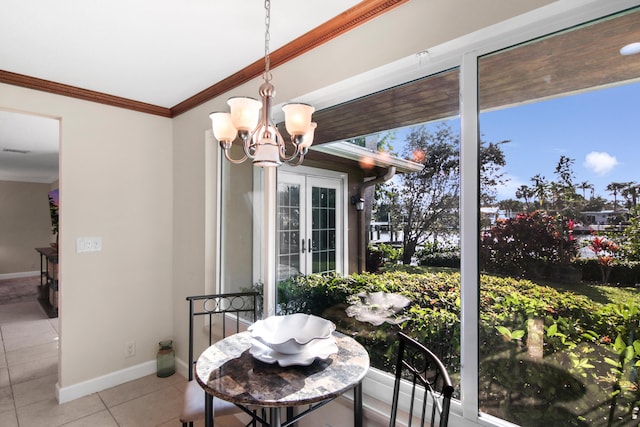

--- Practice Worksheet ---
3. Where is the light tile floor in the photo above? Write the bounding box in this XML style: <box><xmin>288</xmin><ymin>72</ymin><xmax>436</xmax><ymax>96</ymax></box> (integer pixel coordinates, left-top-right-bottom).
<box><xmin>0</xmin><ymin>300</ymin><xmax>246</xmax><ymax>427</ymax></box>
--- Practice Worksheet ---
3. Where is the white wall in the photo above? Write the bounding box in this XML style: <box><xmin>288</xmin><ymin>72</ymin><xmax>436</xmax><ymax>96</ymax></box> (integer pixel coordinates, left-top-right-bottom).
<box><xmin>0</xmin><ymin>83</ymin><xmax>173</xmax><ymax>394</ymax></box>
<box><xmin>0</xmin><ymin>180</ymin><xmax>53</xmax><ymax>274</ymax></box>
<box><xmin>171</xmin><ymin>108</ymin><xmax>218</xmax><ymax>368</ymax></box>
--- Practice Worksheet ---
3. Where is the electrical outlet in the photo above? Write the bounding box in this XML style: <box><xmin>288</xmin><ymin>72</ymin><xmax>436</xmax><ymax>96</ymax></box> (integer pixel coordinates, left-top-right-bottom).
<box><xmin>124</xmin><ymin>340</ymin><xmax>136</xmax><ymax>358</ymax></box>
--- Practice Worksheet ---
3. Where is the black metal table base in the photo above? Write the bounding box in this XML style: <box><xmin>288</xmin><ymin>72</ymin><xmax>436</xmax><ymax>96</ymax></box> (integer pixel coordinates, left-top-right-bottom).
<box><xmin>204</xmin><ymin>382</ymin><xmax>363</xmax><ymax>427</ymax></box>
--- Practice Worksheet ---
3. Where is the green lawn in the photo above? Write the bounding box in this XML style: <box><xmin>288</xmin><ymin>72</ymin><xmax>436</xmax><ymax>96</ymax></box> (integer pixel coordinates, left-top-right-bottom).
<box><xmin>541</xmin><ymin>279</ymin><xmax>640</xmax><ymax>307</ymax></box>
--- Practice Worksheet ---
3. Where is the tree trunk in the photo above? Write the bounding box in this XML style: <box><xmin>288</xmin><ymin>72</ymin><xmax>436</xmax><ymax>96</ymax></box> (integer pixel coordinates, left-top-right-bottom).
<box><xmin>402</xmin><ymin>240</ymin><xmax>416</xmax><ymax>264</ymax></box>
<box><xmin>527</xmin><ymin>318</ymin><xmax>544</xmax><ymax>360</ymax></box>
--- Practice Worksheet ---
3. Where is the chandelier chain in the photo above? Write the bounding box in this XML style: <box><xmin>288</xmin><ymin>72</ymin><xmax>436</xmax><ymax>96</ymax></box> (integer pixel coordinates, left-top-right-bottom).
<box><xmin>264</xmin><ymin>0</ymin><xmax>271</xmax><ymax>82</ymax></box>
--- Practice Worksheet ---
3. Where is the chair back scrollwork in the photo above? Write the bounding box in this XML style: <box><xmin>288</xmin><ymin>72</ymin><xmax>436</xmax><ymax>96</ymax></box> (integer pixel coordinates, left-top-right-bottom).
<box><xmin>389</xmin><ymin>331</ymin><xmax>454</xmax><ymax>427</ymax></box>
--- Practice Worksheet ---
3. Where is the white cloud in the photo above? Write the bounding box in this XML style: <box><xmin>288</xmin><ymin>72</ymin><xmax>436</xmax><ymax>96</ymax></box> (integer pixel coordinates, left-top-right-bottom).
<box><xmin>584</xmin><ymin>151</ymin><xmax>618</xmax><ymax>176</ymax></box>
<box><xmin>496</xmin><ymin>173</ymin><xmax>525</xmax><ymax>201</ymax></box>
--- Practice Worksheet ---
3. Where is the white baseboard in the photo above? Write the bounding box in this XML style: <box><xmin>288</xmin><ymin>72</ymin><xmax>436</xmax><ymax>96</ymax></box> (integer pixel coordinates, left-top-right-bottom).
<box><xmin>56</xmin><ymin>360</ymin><xmax>157</xmax><ymax>404</ymax></box>
<box><xmin>0</xmin><ymin>271</ymin><xmax>39</xmax><ymax>280</ymax></box>
<box><xmin>176</xmin><ymin>356</ymin><xmax>189</xmax><ymax>378</ymax></box>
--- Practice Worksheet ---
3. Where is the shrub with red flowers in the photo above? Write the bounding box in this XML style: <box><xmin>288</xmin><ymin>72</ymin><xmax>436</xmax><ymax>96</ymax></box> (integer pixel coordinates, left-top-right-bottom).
<box><xmin>479</xmin><ymin>211</ymin><xmax>578</xmax><ymax>278</ymax></box>
<box><xmin>587</xmin><ymin>234</ymin><xmax>620</xmax><ymax>284</ymax></box>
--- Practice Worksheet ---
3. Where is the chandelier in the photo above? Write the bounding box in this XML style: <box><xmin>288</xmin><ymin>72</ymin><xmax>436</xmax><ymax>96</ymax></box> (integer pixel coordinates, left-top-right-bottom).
<box><xmin>209</xmin><ymin>0</ymin><xmax>317</xmax><ymax>167</ymax></box>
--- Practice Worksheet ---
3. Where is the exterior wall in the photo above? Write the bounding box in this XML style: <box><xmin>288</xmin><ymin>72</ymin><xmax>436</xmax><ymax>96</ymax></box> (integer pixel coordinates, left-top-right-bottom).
<box><xmin>0</xmin><ymin>180</ymin><xmax>54</xmax><ymax>275</ymax></box>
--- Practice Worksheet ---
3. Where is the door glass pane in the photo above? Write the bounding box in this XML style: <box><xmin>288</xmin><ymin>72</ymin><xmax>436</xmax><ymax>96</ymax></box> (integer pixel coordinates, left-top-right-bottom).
<box><xmin>478</xmin><ymin>9</ymin><xmax>640</xmax><ymax>426</ymax></box>
<box><xmin>277</xmin><ymin>182</ymin><xmax>301</xmax><ymax>281</ymax></box>
<box><xmin>311</xmin><ymin>186</ymin><xmax>336</xmax><ymax>274</ymax></box>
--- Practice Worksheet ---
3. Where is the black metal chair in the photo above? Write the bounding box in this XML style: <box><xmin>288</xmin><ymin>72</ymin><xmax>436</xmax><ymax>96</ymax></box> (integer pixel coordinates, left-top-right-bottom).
<box><xmin>180</xmin><ymin>292</ymin><xmax>260</xmax><ymax>427</ymax></box>
<box><xmin>389</xmin><ymin>332</ymin><xmax>454</xmax><ymax>427</ymax></box>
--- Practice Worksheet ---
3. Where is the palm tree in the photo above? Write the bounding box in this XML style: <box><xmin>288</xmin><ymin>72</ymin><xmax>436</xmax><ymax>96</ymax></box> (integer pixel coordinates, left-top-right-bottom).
<box><xmin>621</xmin><ymin>182</ymin><xmax>639</xmax><ymax>208</ymax></box>
<box><xmin>515</xmin><ymin>185</ymin><xmax>534</xmax><ymax>211</ymax></box>
<box><xmin>606</xmin><ymin>182</ymin><xmax>627</xmax><ymax>211</ymax></box>
<box><xmin>578</xmin><ymin>181</ymin><xmax>594</xmax><ymax>200</ymax></box>
<box><xmin>498</xmin><ymin>199</ymin><xmax>523</xmax><ymax>218</ymax></box>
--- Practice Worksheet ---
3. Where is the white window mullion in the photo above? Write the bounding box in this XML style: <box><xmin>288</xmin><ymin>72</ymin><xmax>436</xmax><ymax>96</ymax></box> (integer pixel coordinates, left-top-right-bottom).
<box><xmin>460</xmin><ymin>50</ymin><xmax>480</xmax><ymax>422</ymax></box>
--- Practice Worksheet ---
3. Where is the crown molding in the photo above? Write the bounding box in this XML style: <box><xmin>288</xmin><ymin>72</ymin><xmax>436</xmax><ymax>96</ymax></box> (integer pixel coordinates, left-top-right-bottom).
<box><xmin>0</xmin><ymin>70</ymin><xmax>172</xmax><ymax>117</ymax></box>
<box><xmin>0</xmin><ymin>0</ymin><xmax>407</xmax><ymax>118</ymax></box>
<box><xmin>171</xmin><ymin>0</ymin><xmax>407</xmax><ymax>116</ymax></box>
<box><xmin>171</xmin><ymin>0</ymin><xmax>408</xmax><ymax>116</ymax></box>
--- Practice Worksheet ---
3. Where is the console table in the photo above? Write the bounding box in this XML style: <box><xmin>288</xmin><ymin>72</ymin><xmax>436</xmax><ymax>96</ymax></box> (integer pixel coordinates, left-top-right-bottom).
<box><xmin>35</xmin><ymin>247</ymin><xmax>58</xmax><ymax>318</ymax></box>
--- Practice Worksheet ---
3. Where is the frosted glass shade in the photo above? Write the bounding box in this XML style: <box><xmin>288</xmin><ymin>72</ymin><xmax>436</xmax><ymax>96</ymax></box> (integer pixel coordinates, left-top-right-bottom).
<box><xmin>298</xmin><ymin>122</ymin><xmax>317</xmax><ymax>150</ymax></box>
<box><xmin>282</xmin><ymin>103</ymin><xmax>314</xmax><ymax>136</ymax></box>
<box><xmin>209</xmin><ymin>112</ymin><xmax>237</xmax><ymax>142</ymax></box>
<box><xmin>228</xmin><ymin>97</ymin><xmax>261</xmax><ymax>131</ymax></box>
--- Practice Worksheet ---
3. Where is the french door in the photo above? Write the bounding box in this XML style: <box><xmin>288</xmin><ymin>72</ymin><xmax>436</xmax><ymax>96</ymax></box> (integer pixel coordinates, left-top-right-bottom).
<box><xmin>277</xmin><ymin>170</ymin><xmax>344</xmax><ymax>282</ymax></box>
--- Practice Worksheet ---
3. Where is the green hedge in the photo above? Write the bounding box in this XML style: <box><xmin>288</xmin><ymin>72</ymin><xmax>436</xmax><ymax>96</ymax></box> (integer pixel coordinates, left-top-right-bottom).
<box><xmin>418</xmin><ymin>252</ymin><xmax>460</xmax><ymax>268</ymax></box>
<box><xmin>275</xmin><ymin>270</ymin><xmax>636</xmax><ymax>374</ymax></box>
<box><xmin>416</xmin><ymin>243</ymin><xmax>460</xmax><ymax>268</ymax></box>
<box><xmin>275</xmin><ymin>270</ymin><xmax>640</xmax><ymax>425</ymax></box>
<box><xmin>574</xmin><ymin>258</ymin><xmax>640</xmax><ymax>286</ymax></box>
<box><xmin>276</xmin><ymin>270</ymin><xmax>638</xmax><ymax>359</ymax></box>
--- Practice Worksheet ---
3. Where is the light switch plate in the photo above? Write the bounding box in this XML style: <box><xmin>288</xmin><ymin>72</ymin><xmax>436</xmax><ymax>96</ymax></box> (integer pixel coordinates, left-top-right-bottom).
<box><xmin>76</xmin><ymin>237</ymin><xmax>102</xmax><ymax>253</ymax></box>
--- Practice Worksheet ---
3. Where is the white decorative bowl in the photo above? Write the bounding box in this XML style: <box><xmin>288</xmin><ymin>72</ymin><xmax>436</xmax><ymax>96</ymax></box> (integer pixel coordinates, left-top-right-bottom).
<box><xmin>248</xmin><ymin>313</ymin><xmax>336</xmax><ymax>355</ymax></box>
<box><xmin>249</xmin><ymin>336</ymin><xmax>338</xmax><ymax>366</ymax></box>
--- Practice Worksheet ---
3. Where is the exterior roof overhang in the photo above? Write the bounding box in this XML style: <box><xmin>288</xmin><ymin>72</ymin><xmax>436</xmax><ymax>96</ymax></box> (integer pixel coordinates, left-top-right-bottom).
<box><xmin>310</xmin><ymin>140</ymin><xmax>424</xmax><ymax>174</ymax></box>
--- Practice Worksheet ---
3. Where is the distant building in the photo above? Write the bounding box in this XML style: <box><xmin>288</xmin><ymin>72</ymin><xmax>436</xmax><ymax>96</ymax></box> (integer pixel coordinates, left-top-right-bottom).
<box><xmin>480</xmin><ymin>207</ymin><xmax>630</xmax><ymax>232</ymax></box>
<box><xmin>581</xmin><ymin>209</ymin><xmax>628</xmax><ymax>226</ymax></box>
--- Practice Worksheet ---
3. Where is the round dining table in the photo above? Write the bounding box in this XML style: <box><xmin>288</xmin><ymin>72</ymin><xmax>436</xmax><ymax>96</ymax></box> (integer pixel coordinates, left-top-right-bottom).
<box><xmin>195</xmin><ymin>330</ymin><xmax>370</xmax><ymax>427</ymax></box>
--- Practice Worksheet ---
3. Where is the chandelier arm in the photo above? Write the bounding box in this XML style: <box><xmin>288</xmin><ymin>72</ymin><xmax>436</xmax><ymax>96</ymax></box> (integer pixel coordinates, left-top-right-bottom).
<box><xmin>243</xmin><ymin>128</ymin><xmax>257</xmax><ymax>160</ymax></box>
<box><xmin>222</xmin><ymin>146</ymin><xmax>248</xmax><ymax>164</ymax></box>
<box><xmin>273</xmin><ymin>127</ymin><xmax>302</xmax><ymax>163</ymax></box>
<box><xmin>285</xmin><ymin>152</ymin><xmax>306</xmax><ymax>167</ymax></box>
<box><xmin>273</xmin><ymin>127</ymin><xmax>287</xmax><ymax>154</ymax></box>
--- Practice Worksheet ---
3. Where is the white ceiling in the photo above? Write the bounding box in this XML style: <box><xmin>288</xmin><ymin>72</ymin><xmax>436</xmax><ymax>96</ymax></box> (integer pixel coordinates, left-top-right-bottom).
<box><xmin>0</xmin><ymin>110</ymin><xmax>60</xmax><ymax>183</ymax></box>
<box><xmin>0</xmin><ymin>0</ymin><xmax>361</xmax><ymax>183</ymax></box>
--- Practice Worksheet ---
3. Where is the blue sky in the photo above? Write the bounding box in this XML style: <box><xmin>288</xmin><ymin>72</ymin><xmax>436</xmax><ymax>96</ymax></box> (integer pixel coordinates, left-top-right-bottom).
<box><xmin>479</xmin><ymin>81</ymin><xmax>640</xmax><ymax>202</ymax></box>
<box><xmin>388</xmin><ymin>80</ymin><xmax>639</xmax><ymax>203</ymax></box>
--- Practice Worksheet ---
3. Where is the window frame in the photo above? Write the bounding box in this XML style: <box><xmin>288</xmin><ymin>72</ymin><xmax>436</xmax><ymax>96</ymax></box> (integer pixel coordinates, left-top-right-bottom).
<box><xmin>240</xmin><ymin>1</ymin><xmax>639</xmax><ymax>426</ymax></box>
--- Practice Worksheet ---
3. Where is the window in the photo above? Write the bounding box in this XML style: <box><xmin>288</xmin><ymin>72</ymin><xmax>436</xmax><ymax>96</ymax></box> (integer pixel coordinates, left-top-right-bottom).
<box><xmin>477</xmin><ymin>8</ymin><xmax>640</xmax><ymax>426</ymax></box>
<box><xmin>289</xmin><ymin>69</ymin><xmax>463</xmax><ymax>392</ymax></box>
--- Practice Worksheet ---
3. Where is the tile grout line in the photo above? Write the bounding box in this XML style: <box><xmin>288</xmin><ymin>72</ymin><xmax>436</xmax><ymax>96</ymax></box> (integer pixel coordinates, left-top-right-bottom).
<box><xmin>0</xmin><ymin>301</ymin><xmax>58</xmax><ymax>426</ymax></box>
<box><xmin>0</xmin><ymin>314</ymin><xmax>20</xmax><ymax>426</ymax></box>
<box><xmin>1</xmin><ymin>301</ymin><xmax>190</xmax><ymax>426</ymax></box>
<box><xmin>97</xmin><ymin>390</ymin><xmax>125</xmax><ymax>426</ymax></box>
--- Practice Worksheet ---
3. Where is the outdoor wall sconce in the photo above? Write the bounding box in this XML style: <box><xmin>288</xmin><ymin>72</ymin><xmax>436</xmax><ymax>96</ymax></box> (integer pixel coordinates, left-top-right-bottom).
<box><xmin>351</xmin><ymin>195</ymin><xmax>365</xmax><ymax>211</ymax></box>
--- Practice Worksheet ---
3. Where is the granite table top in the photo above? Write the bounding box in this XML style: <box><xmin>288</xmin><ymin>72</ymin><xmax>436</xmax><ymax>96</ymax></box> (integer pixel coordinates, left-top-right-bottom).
<box><xmin>195</xmin><ymin>330</ymin><xmax>370</xmax><ymax>408</ymax></box>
